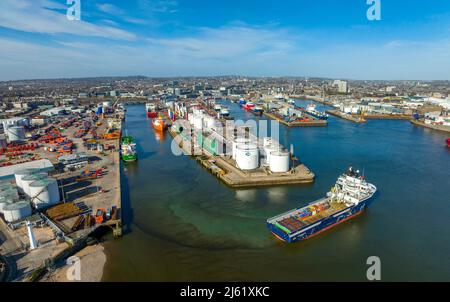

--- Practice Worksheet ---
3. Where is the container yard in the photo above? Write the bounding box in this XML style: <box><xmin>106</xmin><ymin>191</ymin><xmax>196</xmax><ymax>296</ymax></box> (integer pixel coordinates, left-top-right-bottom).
<box><xmin>0</xmin><ymin>101</ymin><xmax>123</xmax><ymax>282</ymax></box>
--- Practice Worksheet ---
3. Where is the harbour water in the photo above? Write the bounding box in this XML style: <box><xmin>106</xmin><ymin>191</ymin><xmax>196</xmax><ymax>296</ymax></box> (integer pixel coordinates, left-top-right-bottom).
<box><xmin>102</xmin><ymin>102</ymin><xmax>450</xmax><ymax>281</ymax></box>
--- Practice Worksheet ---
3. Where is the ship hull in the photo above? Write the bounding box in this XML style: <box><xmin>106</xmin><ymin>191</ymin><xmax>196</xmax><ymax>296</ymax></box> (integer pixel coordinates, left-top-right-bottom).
<box><xmin>267</xmin><ymin>196</ymin><xmax>373</xmax><ymax>243</ymax></box>
<box><xmin>147</xmin><ymin>111</ymin><xmax>158</xmax><ymax>118</ymax></box>
<box><xmin>305</xmin><ymin>111</ymin><xmax>329</xmax><ymax>120</ymax></box>
<box><xmin>122</xmin><ymin>154</ymin><xmax>137</xmax><ymax>162</ymax></box>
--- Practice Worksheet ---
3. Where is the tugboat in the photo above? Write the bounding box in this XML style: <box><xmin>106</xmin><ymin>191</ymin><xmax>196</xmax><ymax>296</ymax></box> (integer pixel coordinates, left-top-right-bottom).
<box><xmin>267</xmin><ymin>167</ymin><xmax>377</xmax><ymax>243</ymax></box>
<box><xmin>238</xmin><ymin>98</ymin><xmax>247</xmax><ymax>107</ymax></box>
<box><xmin>220</xmin><ymin>106</ymin><xmax>230</xmax><ymax>117</ymax></box>
<box><xmin>249</xmin><ymin>105</ymin><xmax>263</xmax><ymax>116</ymax></box>
<box><xmin>243</xmin><ymin>101</ymin><xmax>255</xmax><ymax>110</ymax></box>
<box><xmin>146</xmin><ymin>103</ymin><xmax>158</xmax><ymax>118</ymax></box>
<box><xmin>305</xmin><ymin>103</ymin><xmax>329</xmax><ymax>120</ymax></box>
<box><xmin>152</xmin><ymin>116</ymin><xmax>167</xmax><ymax>132</ymax></box>
<box><xmin>121</xmin><ymin>136</ymin><xmax>137</xmax><ymax>162</ymax></box>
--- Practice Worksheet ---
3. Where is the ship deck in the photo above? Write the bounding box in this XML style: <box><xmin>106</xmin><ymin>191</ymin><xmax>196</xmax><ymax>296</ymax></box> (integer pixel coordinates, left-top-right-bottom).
<box><xmin>271</xmin><ymin>199</ymin><xmax>348</xmax><ymax>234</ymax></box>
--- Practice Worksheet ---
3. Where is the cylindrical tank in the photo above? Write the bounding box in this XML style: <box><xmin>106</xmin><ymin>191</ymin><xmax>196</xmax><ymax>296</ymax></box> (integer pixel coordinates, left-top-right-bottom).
<box><xmin>0</xmin><ymin>195</ymin><xmax>15</xmax><ymax>213</ymax></box>
<box><xmin>264</xmin><ymin>144</ymin><xmax>279</xmax><ymax>165</ymax></box>
<box><xmin>188</xmin><ymin>114</ymin><xmax>194</xmax><ymax>125</ymax></box>
<box><xmin>269</xmin><ymin>150</ymin><xmax>290</xmax><ymax>173</ymax></box>
<box><xmin>193</xmin><ymin>115</ymin><xmax>203</xmax><ymax>130</ymax></box>
<box><xmin>21</xmin><ymin>173</ymin><xmax>48</xmax><ymax>198</ymax></box>
<box><xmin>29</xmin><ymin>178</ymin><xmax>60</xmax><ymax>210</ymax></box>
<box><xmin>235</xmin><ymin>144</ymin><xmax>259</xmax><ymax>170</ymax></box>
<box><xmin>204</xmin><ymin>116</ymin><xmax>216</xmax><ymax>130</ymax></box>
<box><xmin>6</xmin><ymin>126</ymin><xmax>25</xmax><ymax>142</ymax></box>
<box><xmin>14</xmin><ymin>168</ymin><xmax>40</xmax><ymax>191</ymax></box>
<box><xmin>263</xmin><ymin>137</ymin><xmax>272</xmax><ymax>147</ymax></box>
<box><xmin>0</xmin><ymin>187</ymin><xmax>19</xmax><ymax>201</ymax></box>
<box><xmin>232</xmin><ymin>138</ymin><xmax>250</xmax><ymax>159</ymax></box>
<box><xmin>2</xmin><ymin>201</ymin><xmax>32</xmax><ymax>222</ymax></box>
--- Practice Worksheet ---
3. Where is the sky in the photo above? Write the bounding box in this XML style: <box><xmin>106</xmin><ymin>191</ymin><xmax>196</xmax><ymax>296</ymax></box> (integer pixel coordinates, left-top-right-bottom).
<box><xmin>0</xmin><ymin>0</ymin><xmax>449</xmax><ymax>81</ymax></box>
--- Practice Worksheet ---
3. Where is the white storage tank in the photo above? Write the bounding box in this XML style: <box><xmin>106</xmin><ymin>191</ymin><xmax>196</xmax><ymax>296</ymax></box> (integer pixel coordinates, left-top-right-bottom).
<box><xmin>29</xmin><ymin>178</ymin><xmax>60</xmax><ymax>210</ymax></box>
<box><xmin>264</xmin><ymin>144</ymin><xmax>279</xmax><ymax>165</ymax></box>
<box><xmin>232</xmin><ymin>138</ymin><xmax>250</xmax><ymax>159</ymax></box>
<box><xmin>263</xmin><ymin>137</ymin><xmax>272</xmax><ymax>147</ymax></box>
<box><xmin>193</xmin><ymin>115</ymin><xmax>203</xmax><ymax>130</ymax></box>
<box><xmin>2</xmin><ymin>201</ymin><xmax>32</xmax><ymax>222</ymax></box>
<box><xmin>235</xmin><ymin>144</ymin><xmax>259</xmax><ymax>170</ymax></box>
<box><xmin>0</xmin><ymin>196</ymin><xmax>14</xmax><ymax>214</ymax></box>
<box><xmin>6</xmin><ymin>126</ymin><xmax>26</xmax><ymax>142</ymax></box>
<box><xmin>269</xmin><ymin>150</ymin><xmax>290</xmax><ymax>173</ymax></box>
<box><xmin>188</xmin><ymin>114</ymin><xmax>194</xmax><ymax>125</ymax></box>
<box><xmin>0</xmin><ymin>187</ymin><xmax>19</xmax><ymax>201</ymax></box>
<box><xmin>14</xmin><ymin>168</ymin><xmax>40</xmax><ymax>191</ymax></box>
<box><xmin>21</xmin><ymin>173</ymin><xmax>48</xmax><ymax>198</ymax></box>
<box><xmin>204</xmin><ymin>116</ymin><xmax>217</xmax><ymax>130</ymax></box>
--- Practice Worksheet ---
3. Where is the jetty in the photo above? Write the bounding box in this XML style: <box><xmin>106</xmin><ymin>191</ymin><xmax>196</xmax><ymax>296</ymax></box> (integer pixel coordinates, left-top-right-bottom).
<box><xmin>263</xmin><ymin>111</ymin><xmax>327</xmax><ymax>127</ymax></box>
<box><xmin>326</xmin><ymin>109</ymin><xmax>366</xmax><ymax>123</ymax></box>
<box><xmin>168</xmin><ymin>127</ymin><xmax>315</xmax><ymax>188</ymax></box>
<box><xmin>410</xmin><ymin>119</ymin><xmax>450</xmax><ymax>133</ymax></box>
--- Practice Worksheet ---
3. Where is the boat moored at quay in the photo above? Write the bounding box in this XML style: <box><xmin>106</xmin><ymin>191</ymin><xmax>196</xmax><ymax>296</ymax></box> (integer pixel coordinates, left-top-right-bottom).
<box><xmin>267</xmin><ymin>167</ymin><xmax>377</xmax><ymax>243</ymax></box>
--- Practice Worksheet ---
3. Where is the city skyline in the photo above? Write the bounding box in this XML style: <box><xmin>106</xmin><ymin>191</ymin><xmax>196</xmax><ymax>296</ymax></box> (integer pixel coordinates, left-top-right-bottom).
<box><xmin>0</xmin><ymin>0</ymin><xmax>450</xmax><ymax>81</ymax></box>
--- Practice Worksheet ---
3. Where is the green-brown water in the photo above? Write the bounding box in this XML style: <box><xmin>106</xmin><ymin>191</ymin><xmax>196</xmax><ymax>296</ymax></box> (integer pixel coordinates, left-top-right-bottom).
<box><xmin>102</xmin><ymin>102</ymin><xmax>450</xmax><ymax>281</ymax></box>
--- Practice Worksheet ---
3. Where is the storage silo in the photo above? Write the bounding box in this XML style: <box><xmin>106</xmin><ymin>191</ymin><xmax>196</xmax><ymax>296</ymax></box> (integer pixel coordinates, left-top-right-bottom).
<box><xmin>6</xmin><ymin>126</ymin><xmax>25</xmax><ymax>142</ymax></box>
<box><xmin>21</xmin><ymin>173</ymin><xmax>48</xmax><ymax>198</ymax></box>
<box><xmin>232</xmin><ymin>138</ymin><xmax>250</xmax><ymax>159</ymax></box>
<box><xmin>29</xmin><ymin>178</ymin><xmax>60</xmax><ymax>210</ymax></box>
<box><xmin>193</xmin><ymin>114</ymin><xmax>203</xmax><ymax>130</ymax></box>
<box><xmin>0</xmin><ymin>196</ymin><xmax>14</xmax><ymax>214</ymax></box>
<box><xmin>263</xmin><ymin>137</ymin><xmax>272</xmax><ymax>147</ymax></box>
<box><xmin>264</xmin><ymin>144</ymin><xmax>279</xmax><ymax>165</ymax></box>
<box><xmin>14</xmin><ymin>168</ymin><xmax>40</xmax><ymax>191</ymax></box>
<box><xmin>235</xmin><ymin>144</ymin><xmax>259</xmax><ymax>170</ymax></box>
<box><xmin>2</xmin><ymin>201</ymin><xmax>32</xmax><ymax>223</ymax></box>
<box><xmin>269</xmin><ymin>150</ymin><xmax>290</xmax><ymax>173</ymax></box>
<box><xmin>0</xmin><ymin>187</ymin><xmax>19</xmax><ymax>201</ymax></box>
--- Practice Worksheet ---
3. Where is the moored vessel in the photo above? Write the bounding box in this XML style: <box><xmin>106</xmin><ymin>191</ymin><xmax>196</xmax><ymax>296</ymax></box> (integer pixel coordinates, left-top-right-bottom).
<box><xmin>267</xmin><ymin>167</ymin><xmax>377</xmax><ymax>243</ymax></box>
<box><xmin>146</xmin><ymin>103</ymin><xmax>158</xmax><ymax>118</ymax></box>
<box><xmin>152</xmin><ymin>116</ymin><xmax>167</xmax><ymax>132</ymax></box>
<box><xmin>220</xmin><ymin>107</ymin><xmax>230</xmax><ymax>117</ymax></box>
<box><xmin>121</xmin><ymin>136</ymin><xmax>137</xmax><ymax>162</ymax></box>
<box><xmin>305</xmin><ymin>104</ymin><xmax>329</xmax><ymax>120</ymax></box>
<box><xmin>447</xmin><ymin>138</ymin><xmax>450</xmax><ymax>148</ymax></box>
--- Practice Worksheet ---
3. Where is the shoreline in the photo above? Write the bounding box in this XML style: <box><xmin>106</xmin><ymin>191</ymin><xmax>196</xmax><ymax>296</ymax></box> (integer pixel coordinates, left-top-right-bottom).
<box><xmin>40</xmin><ymin>243</ymin><xmax>106</xmax><ymax>282</ymax></box>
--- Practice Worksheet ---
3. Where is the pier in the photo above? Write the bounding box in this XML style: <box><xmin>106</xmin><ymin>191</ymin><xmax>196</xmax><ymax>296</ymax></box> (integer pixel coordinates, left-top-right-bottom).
<box><xmin>326</xmin><ymin>109</ymin><xmax>366</xmax><ymax>123</ymax></box>
<box><xmin>168</xmin><ymin>127</ymin><xmax>315</xmax><ymax>188</ymax></box>
<box><xmin>263</xmin><ymin>111</ymin><xmax>327</xmax><ymax>127</ymax></box>
<box><xmin>410</xmin><ymin>119</ymin><xmax>450</xmax><ymax>133</ymax></box>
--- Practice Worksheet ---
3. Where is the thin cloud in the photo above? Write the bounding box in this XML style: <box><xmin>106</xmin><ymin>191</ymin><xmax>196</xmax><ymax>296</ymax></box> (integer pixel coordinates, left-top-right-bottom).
<box><xmin>0</xmin><ymin>0</ymin><xmax>136</xmax><ymax>40</ymax></box>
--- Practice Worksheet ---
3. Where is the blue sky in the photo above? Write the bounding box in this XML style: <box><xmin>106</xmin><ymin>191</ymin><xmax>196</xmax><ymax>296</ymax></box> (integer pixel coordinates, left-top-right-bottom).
<box><xmin>0</xmin><ymin>0</ymin><xmax>449</xmax><ymax>81</ymax></box>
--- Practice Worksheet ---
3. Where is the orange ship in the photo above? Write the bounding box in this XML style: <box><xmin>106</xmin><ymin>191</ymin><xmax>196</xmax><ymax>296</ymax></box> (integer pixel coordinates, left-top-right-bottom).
<box><xmin>152</xmin><ymin>117</ymin><xmax>166</xmax><ymax>132</ymax></box>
